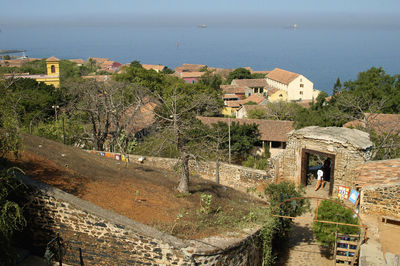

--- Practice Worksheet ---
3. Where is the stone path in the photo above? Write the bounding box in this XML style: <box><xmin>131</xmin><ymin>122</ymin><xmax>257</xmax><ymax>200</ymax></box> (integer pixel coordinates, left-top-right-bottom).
<box><xmin>276</xmin><ymin>183</ymin><xmax>333</xmax><ymax>266</ymax></box>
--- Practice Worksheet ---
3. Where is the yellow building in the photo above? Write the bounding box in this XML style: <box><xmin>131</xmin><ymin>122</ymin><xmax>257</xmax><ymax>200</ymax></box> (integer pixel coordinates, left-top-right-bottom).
<box><xmin>268</xmin><ymin>89</ymin><xmax>287</xmax><ymax>102</ymax></box>
<box><xmin>35</xmin><ymin>56</ymin><xmax>60</xmax><ymax>88</ymax></box>
<box><xmin>5</xmin><ymin>56</ymin><xmax>61</xmax><ymax>88</ymax></box>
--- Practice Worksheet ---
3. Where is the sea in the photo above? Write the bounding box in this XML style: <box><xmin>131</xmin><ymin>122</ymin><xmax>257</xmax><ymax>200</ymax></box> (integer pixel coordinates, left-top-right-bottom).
<box><xmin>1</xmin><ymin>25</ymin><xmax>400</xmax><ymax>94</ymax></box>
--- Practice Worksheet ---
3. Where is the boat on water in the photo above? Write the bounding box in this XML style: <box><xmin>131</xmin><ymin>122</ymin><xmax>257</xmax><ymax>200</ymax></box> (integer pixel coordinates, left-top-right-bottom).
<box><xmin>198</xmin><ymin>24</ymin><xmax>207</xmax><ymax>28</ymax></box>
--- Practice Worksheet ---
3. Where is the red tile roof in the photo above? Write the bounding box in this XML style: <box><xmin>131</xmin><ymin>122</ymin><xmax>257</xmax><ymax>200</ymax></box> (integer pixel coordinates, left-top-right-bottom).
<box><xmin>69</xmin><ymin>59</ymin><xmax>84</xmax><ymax>64</ymax></box>
<box><xmin>197</xmin><ymin>116</ymin><xmax>294</xmax><ymax>142</ymax></box>
<box><xmin>174</xmin><ymin>64</ymin><xmax>206</xmax><ymax>73</ymax></box>
<box><xmin>232</xmin><ymin>79</ymin><xmax>268</xmax><ymax>88</ymax></box>
<box><xmin>237</xmin><ymin>94</ymin><xmax>266</xmax><ymax>105</ymax></box>
<box><xmin>46</xmin><ymin>56</ymin><xmax>60</xmax><ymax>62</ymax></box>
<box><xmin>266</xmin><ymin>68</ymin><xmax>300</xmax><ymax>85</ymax></box>
<box><xmin>343</xmin><ymin>113</ymin><xmax>400</xmax><ymax>135</ymax></box>
<box><xmin>178</xmin><ymin>71</ymin><xmax>205</xmax><ymax>78</ymax></box>
<box><xmin>354</xmin><ymin>159</ymin><xmax>400</xmax><ymax>188</ymax></box>
<box><xmin>221</xmin><ymin>85</ymin><xmax>247</xmax><ymax>94</ymax></box>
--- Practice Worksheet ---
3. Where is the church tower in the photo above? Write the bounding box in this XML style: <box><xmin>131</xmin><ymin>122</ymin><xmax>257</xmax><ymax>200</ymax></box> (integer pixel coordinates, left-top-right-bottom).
<box><xmin>46</xmin><ymin>56</ymin><xmax>60</xmax><ymax>77</ymax></box>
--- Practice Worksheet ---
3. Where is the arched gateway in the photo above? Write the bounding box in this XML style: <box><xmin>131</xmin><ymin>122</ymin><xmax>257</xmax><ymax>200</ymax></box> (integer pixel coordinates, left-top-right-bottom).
<box><xmin>275</xmin><ymin>126</ymin><xmax>373</xmax><ymax>195</ymax></box>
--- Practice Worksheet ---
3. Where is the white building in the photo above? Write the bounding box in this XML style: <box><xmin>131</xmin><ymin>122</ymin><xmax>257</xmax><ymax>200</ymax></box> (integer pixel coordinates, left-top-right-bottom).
<box><xmin>266</xmin><ymin>68</ymin><xmax>318</xmax><ymax>101</ymax></box>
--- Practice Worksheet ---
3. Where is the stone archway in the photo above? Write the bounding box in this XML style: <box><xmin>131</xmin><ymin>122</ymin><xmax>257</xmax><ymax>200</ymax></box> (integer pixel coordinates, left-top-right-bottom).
<box><xmin>276</xmin><ymin>127</ymin><xmax>373</xmax><ymax>195</ymax></box>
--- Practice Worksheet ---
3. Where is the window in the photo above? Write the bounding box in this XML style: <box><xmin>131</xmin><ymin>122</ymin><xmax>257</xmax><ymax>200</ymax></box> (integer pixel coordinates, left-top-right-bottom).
<box><xmin>300</xmin><ymin>78</ymin><xmax>303</xmax><ymax>82</ymax></box>
<box><xmin>51</xmin><ymin>65</ymin><xmax>56</xmax><ymax>73</ymax></box>
<box><xmin>260</xmin><ymin>88</ymin><xmax>264</xmax><ymax>93</ymax></box>
<box><xmin>254</xmin><ymin>88</ymin><xmax>259</xmax><ymax>93</ymax></box>
<box><xmin>300</xmin><ymin>91</ymin><xmax>303</xmax><ymax>95</ymax></box>
<box><xmin>300</xmin><ymin>84</ymin><xmax>304</xmax><ymax>88</ymax></box>
<box><xmin>279</xmin><ymin>94</ymin><xmax>283</xmax><ymax>97</ymax></box>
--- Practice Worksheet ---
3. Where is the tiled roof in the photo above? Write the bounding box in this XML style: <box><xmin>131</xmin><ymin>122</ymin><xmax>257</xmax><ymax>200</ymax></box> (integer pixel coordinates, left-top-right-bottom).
<box><xmin>142</xmin><ymin>64</ymin><xmax>165</xmax><ymax>71</ymax></box>
<box><xmin>354</xmin><ymin>159</ymin><xmax>400</xmax><ymax>188</ymax></box>
<box><xmin>46</xmin><ymin>56</ymin><xmax>60</xmax><ymax>62</ymax></box>
<box><xmin>237</xmin><ymin>94</ymin><xmax>266</xmax><ymax>105</ymax></box>
<box><xmin>225</xmin><ymin>101</ymin><xmax>241</xmax><ymax>108</ymax></box>
<box><xmin>223</xmin><ymin>94</ymin><xmax>240</xmax><ymax>99</ymax></box>
<box><xmin>174</xmin><ymin>64</ymin><xmax>206</xmax><ymax>73</ymax></box>
<box><xmin>232</xmin><ymin>79</ymin><xmax>268</xmax><ymax>88</ymax></box>
<box><xmin>266</xmin><ymin>68</ymin><xmax>300</xmax><ymax>85</ymax></box>
<box><xmin>197</xmin><ymin>116</ymin><xmax>294</xmax><ymax>142</ymax></box>
<box><xmin>179</xmin><ymin>71</ymin><xmax>205</xmax><ymax>78</ymax></box>
<box><xmin>221</xmin><ymin>85</ymin><xmax>247</xmax><ymax>94</ymax></box>
<box><xmin>69</xmin><ymin>59</ymin><xmax>84</xmax><ymax>64</ymax></box>
<box><xmin>343</xmin><ymin>113</ymin><xmax>400</xmax><ymax>135</ymax></box>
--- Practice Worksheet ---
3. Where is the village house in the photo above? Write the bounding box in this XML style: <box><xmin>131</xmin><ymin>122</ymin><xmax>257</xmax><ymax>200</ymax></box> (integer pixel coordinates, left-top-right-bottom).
<box><xmin>4</xmin><ymin>56</ymin><xmax>61</xmax><ymax>88</ymax></box>
<box><xmin>100</xmin><ymin>60</ymin><xmax>122</xmax><ymax>73</ymax></box>
<box><xmin>197</xmin><ymin>116</ymin><xmax>294</xmax><ymax>157</ymax></box>
<box><xmin>174</xmin><ymin>71</ymin><xmax>205</xmax><ymax>84</ymax></box>
<box><xmin>266</xmin><ymin>68</ymin><xmax>320</xmax><ymax>101</ymax></box>
<box><xmin>231</xmin><ymin>79</ymin><xmax>269</xmax><ymax>97</ymax></box>
<box><xmin>174</xmin><ymin>63</ymin><xmax>206</xmax><ymax>73</ymax></box>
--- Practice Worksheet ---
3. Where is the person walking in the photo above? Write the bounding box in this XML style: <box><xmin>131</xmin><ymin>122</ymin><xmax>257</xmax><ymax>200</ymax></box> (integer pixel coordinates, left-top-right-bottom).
<box><xmin>315</xmin><ymin>169</ymin><xmax>324</xmax><ymax>191</ymax></box>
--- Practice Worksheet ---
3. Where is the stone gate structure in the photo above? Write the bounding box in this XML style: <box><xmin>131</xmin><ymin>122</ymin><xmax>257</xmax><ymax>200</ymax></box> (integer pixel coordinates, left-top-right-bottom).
<box><xmin>275</xmin><ymin>126</ymin><xmax>373</xmax><ymax>195</ymax></box>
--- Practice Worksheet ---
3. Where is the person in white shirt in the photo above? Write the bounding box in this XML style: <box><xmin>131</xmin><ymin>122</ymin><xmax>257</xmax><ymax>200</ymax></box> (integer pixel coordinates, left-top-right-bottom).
<box><xmin>315</xmin><ymin>169</ymin><xmax>324</xmax><ymax>191</ymax></box>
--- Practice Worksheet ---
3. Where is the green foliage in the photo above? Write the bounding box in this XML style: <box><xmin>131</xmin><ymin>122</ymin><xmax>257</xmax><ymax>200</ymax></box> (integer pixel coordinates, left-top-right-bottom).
<box><xmin>242</xmin><ymin>153</ymin><xmax>269</xmax><ymax>170</ymax></box>
<box><xmin>333</xmin><ymin>77</ymin><xmax>342</xmax><ymax>95</ymax></box>
<box><xmin>199</xmin><ymin>193</ymin><xmax>213</xmax><ymax>215</ymax></box>
<box><xmin>313</xmin><ymin>200</ymin><xmax>360</xmax><ymax>247</ymax></box>
<box><xmin>247</xmin><ymin>101</ymin><xmax>304</xmax><ymax>121</ymax></box>
<box><xmin>199</xmin><ymin>71</ymin><xmax>223</xmax><ymax>90</ymax></box>
<box><xmin>251</xmin><ymin>72</ymin><xmax>266</xmax><ymax>79</ymax></box>
<box><xmin>260</xmin><ymin>181</ymin><xmax>309</xmax><ymax>265</ymax></box>
<box><xmin>162</xmin><ymin>66</ymin><xmax>174</xmax><ymax>74</ymax></box>
<box><xmin>243</xmin><ymin>101</ymin><xmax>257</xmax><ymax>105</ymax></box>
<box><xmin>226</xmin><ymin>67</ymin><xmax>252</xmax><ymax>84</ymax></box>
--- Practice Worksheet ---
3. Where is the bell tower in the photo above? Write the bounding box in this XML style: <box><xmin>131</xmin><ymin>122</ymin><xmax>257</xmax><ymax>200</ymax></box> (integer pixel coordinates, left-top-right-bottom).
<box><xmin>46</xmin><ymin>56</ymin><xmax>60</xmax><ymax>76</ymax></box>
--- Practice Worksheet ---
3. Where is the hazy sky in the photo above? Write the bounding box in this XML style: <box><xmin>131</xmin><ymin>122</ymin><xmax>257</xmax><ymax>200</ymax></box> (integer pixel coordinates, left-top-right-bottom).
<box><xmin>1</xmin><ymin>0</ymin><xmax>400</xmax><ymax>28</ymax></box>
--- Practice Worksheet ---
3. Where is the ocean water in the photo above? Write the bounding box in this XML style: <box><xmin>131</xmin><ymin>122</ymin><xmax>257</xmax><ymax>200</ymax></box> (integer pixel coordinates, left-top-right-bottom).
<box><xmin>1</xmin><ymin>25</ymin><xmax>400</xmax><ymax>94</ymax></box>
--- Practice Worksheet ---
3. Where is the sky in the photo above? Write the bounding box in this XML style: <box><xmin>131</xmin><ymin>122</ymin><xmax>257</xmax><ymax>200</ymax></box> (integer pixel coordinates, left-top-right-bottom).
<box><xmin>1</xmin><ymin>0</ymin><xmax>400</xmax><ymax>28</ymax></box>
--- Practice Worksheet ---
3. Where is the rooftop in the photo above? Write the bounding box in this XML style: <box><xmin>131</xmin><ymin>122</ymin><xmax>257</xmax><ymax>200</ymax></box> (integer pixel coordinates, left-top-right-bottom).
<box><xmin>266</xmin><ymin>68</ymin><xmax>300</xmax><ymax>85</ymax></box>
<box><xmin>354</xmin><ymin>159</ymin><xmax>400</xmax><ymax>188</ymax></box>
<box><xmin>290</xmin><ymin>126</ymin><xmax>373</xmax><ymax>150</ymax></box>
<box><xmin>343</xmin><ymin>113</ymin><xmax>400</xmax><ymax>135</ymax></box>
<box><xmin>197</xmin><ymin>116</ymin><xmax>294</xmax><ymax>142</ymax></box>
<box><xmin>232</xmin><ymin>79</ymin><xmax>268</xmax><ymax>88</ymax></box>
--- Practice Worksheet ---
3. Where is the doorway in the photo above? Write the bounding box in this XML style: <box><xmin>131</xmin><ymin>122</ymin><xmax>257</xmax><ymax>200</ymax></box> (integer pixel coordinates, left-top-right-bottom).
<box><xmin>301</xmin><ymin>149</ymin><xmax>335</xmax><ymax>196</ymax></box>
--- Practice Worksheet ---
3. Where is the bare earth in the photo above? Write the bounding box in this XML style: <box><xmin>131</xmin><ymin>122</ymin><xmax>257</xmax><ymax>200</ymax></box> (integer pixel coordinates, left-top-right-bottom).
<box><xmin>11</xmin><ymin>134</ymin><xmax>266</xmax><ymax>240</ymax></box>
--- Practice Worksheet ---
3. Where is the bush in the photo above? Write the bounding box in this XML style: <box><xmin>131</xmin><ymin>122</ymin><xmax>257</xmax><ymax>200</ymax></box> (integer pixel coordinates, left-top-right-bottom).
<box><xmin>313</xmin><ymin>200</ymin><xmax>360</xmax><ymax>247</ymax></box>
<box><xmin>261</xmin><ymin>181</ymin><xmax>310</xmax><ymax>265</ymax></box>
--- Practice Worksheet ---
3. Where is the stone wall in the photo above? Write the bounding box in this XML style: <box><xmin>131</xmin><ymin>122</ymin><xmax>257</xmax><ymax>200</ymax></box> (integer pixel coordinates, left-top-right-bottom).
<box><xmin>19</xmin><ymin>175</ymin><xmax>262</xmax><ymax>265</ymax></box>
<box><xmin>88</xmin><ymin>151</ymin><xmax>275</xmax><ymax>194</ymax></box>
<box><xmin>276</xmin><ymin>127</ymin><xmax>372</xmax><ymax>194</ymax></box>
<box><xmin>360</xmin><ymin>183</ymin><xmax>400</xmax><ymax>218</ymax></box>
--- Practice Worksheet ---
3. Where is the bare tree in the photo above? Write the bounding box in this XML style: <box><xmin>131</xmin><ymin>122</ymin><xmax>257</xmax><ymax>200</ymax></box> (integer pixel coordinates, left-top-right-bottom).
<box><xmin>151</xmin><ymin>86</ymin><xmax>221</xmax><ymax>193</ymax></box>
<box><xmin>336</xmin><ymin>93</ymin><xmax>400</xmax><ymax>159</ymax></box>
<box><xmin>64</xmin><ymin>79</ymin><xmax>148</xmax><ymax>151</ymax></box>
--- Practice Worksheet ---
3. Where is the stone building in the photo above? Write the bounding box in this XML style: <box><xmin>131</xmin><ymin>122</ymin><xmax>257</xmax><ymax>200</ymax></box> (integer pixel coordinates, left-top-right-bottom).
<box><xmin>275</xmin><ymin>126</ymin><xmax>373</xmax><ymax>195</ymax></box>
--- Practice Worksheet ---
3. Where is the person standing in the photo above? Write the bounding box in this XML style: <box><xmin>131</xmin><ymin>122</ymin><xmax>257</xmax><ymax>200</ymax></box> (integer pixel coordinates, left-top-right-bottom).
<box><xmin>315</xmin><ymin>169</ymin><xmax>324</xmax><ymax>191</ymax></box>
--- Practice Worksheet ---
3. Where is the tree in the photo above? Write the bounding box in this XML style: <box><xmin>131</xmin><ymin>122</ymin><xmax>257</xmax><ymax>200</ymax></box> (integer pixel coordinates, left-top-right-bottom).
<box><xmin>313</xmin><ymin>200</ymin><xmax>359</xmax><ymax>247</ymax></box>
<box><xmin>0</xmin><ymin>78</ymin><xmax>27</xmax><ymax>265</ymax></box>
<box><xmin>332</xmin><ymin>77</ymin><xmax>342</xmax><ymax>95</ymax></box>
<box><xmin>226</xmin><ymin>67</ymin><xmax>252</xmax><ymax>84</ymax></box>
<box><xmin>64</xmin><ymin>79</ymin><xmax>148</xmax><ymax>151</ymax></box>
<box><xmin>247</xmin><ymin>101</ymin><xmax>304</xmax><ymax>121</ymax></box>
<box><xmin>152</xmin><ymin>84</ymin><xmax>221</xmax><ymax>193</ymax></box>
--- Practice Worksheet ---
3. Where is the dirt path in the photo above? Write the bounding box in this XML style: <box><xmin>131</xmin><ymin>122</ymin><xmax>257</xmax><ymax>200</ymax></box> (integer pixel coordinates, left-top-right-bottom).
<box><xmin>276</xmin><ymin>182</ymin><xmax>333</xmax><ymax>266</ymax></box>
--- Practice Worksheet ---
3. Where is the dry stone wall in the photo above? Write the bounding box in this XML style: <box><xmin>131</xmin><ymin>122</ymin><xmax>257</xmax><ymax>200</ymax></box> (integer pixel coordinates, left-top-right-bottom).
<box><xmin>19</xmin><ymin>175</ymin><xmax>262</xmax><ymax>265</ymax></box>
<box><xmin>88</xmin><ymin>151</ymin><xmax>275</xmax><ymax>194</ymax></box>
<box><xmin>360</xmin><ymin>183</ymin><xmax>400</xmax><ymax>218</ymax></box>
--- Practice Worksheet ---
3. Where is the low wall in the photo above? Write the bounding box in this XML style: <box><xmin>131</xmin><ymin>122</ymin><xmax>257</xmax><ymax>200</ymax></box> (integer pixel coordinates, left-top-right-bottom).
<box><xmin>87</xmin><ymin>150</ymin><xmax>275</xmax><ymax>194</ymax></box>
<box><xmin>360</xmin><ymin>183</ymin><xmax>400</xmax><ymax>218</ymax></box>
<box><xmin>19</xmin><ymin>175</ymin><xmax>262</xmax><ymax>265</ymax></box>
